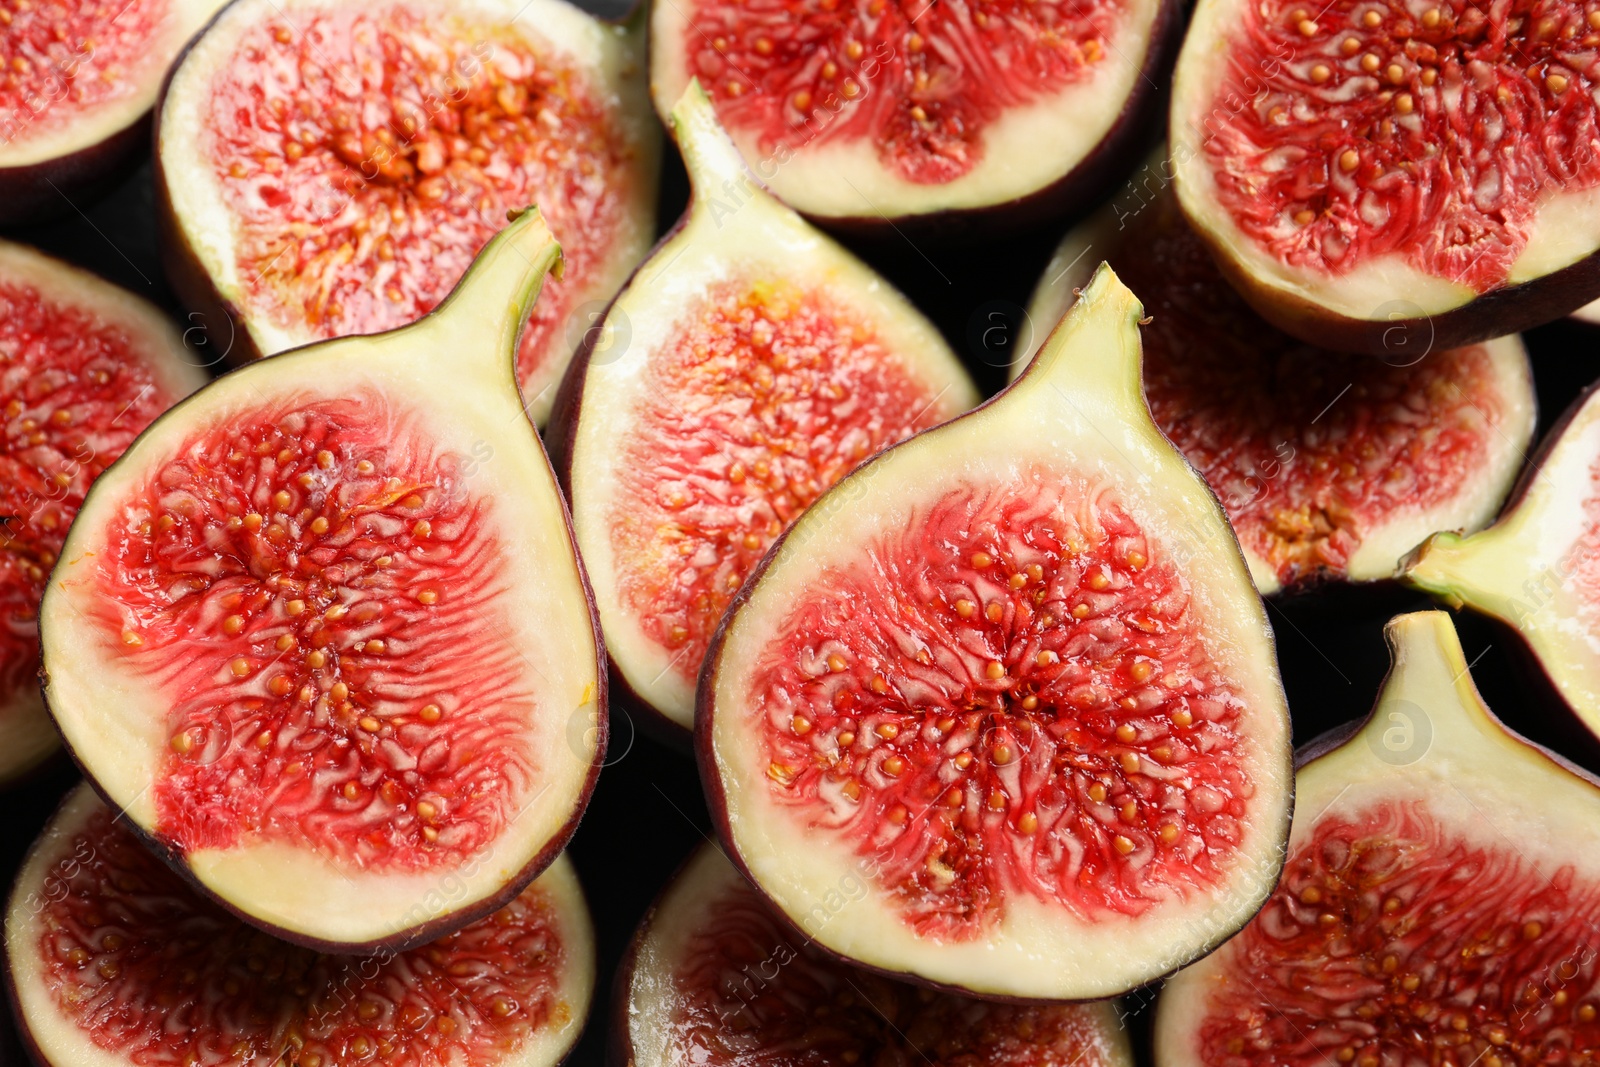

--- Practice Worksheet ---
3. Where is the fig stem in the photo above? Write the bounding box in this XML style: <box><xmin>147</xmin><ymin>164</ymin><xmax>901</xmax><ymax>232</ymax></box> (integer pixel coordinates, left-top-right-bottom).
<box><xmin>426</xmin><ymin>206</ymin><xmax>563</xmax><ymax>386</ymax></box>
<box><xmin>1399</xmin><ymin>531</ymin><xmax>1478</xmax><ymax>611</ymax></box>
<box><xmin>670</xmin><ymin>80</ymin><xmax>767</xmax><ymax>204</ymax></box>
<box><xmin>1022</xmin><ymin>262</ymin><xmax>1148</xmax><ymax>417</ymax></box>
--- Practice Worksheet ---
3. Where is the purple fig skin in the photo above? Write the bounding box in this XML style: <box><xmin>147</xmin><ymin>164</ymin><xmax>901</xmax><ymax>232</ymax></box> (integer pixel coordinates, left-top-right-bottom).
<box><xmin>1186</xmin><ymin>211</ymin><xmax>1600</xmax><ymax>356</ymax></box>
<box><xmin>0</xmin><ymin>121</ymin><xmax>149</xmax><ymax>228</ymax></box>
<box><xmin>33</xmin><ymin>289</ymin><xmax>609</xmax><ymax>958</ymax></box>
<box><xmin>691</xmin><ymin>319</ymin><xmax>1294</xmax><ymax>1003</ymax></box>
<box><xmin>793</xmin><ymin>0</ymin><xmax>1184</xmax><ymax>247</ymax></box>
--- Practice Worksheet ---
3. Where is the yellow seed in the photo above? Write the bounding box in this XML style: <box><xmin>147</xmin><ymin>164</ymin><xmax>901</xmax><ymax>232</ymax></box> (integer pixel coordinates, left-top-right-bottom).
<box><xmin>1120</xmin><ymin>753</ymin><xmax>1140</xmax><ymax>774</ymax></box>
<box><xmin>1160</xmin><ymin>823</ymin><xmax>1179</xmax><ymax>842</ymax></box>
<box><xmin>1072</xmin><ymin>604</ymin><xmax>1090</xmax><ymax>619</ymax></box>
<box><xmin>275</xmin><ymin>634</ymin><xmax>295</xmax><ymax>652</ymax></box>
<box><xmin>171</xmin><ymin>731</ymin><xmax>194</xmax><ymax>754</ymax></box>
<box><xmin>827</xmin><ymin>653</ymin><xmax>847</xmax><ymax>672</ymax></box>
<box><xmin>1549</xmin><ymin>73</ymin><xmax>1570</xmax><ymax>93</ymax></box>
<box><xmin>230</xmin><ymin>658</ymin><xmax>251</xmax><ymax>678</ymax></box>
<box><xmin>1340</xmin><ymin>149</ymin><xmax>1360</xmax><ymax>171</ymax></box>
<box><xmin>1173</xmin><ymin>708</ymin><xmax>1194</xmax><ymax>726</ymax></box>
<box><xmin>1121</xmin><ymin>801</ymin><xmax>1138</xmax><ymax>820</ymax></box>
<box><xmin>1009</xmin><ymin>572</ymin><xmax>1027</xmax><ymax>589</ymax></box>
<box><xmin>986</xmin><ymin>602</ymin><xmax>1003</xmax><ymax>622</ymax></box>
<box><xmin>1036</xmin><ymin>650</ymin><xmax>1056</xmax><ymax>667</ymax></box>
<box><xmin>122</xmin><ymin>629</ymin><xmax>143</xmax><ymax>647</ymax></box>
<box><xmin>272</xmin><ymin>490</ymin><xmax>292</xmax><ymax>511</ymax></box>
<box><xmin>1088</xmin><ymin>572</ymin><xmax>1109</xmax><ymax>590</ymax></box>
<box><xmin>256</xmin><ymin>731</ymin><xmax>273</xmax><ymax>749</ymax></box>
<box><xmin>310</xmin><ymin>517</ymin><xmax>329</xmax><ymax>535</ymax></box>
<box><xmin>413</xmin><ymin>520</ymin><xmax>431</xmax><ymax>538</ymax></box>
<box><xmin>971</xmin><ymin>551</ymin><xmax>992</xmax><ymax>568</ymax></box>
<box><xmin>331</xmin><ymin>681</ymin><xmax>350</xmax><ymax>702</ymax></box>
<box><xmin>316</xmin><ymin>450</ymin><xmax>335</xmax><ymax>469</ymax></box>
<box><xmin>1116</xmin><ymin>724</ymin><xmax>1137</xmax><ymax>742</ymax></box>
<box><xmin>268</xmin><ymin>676</ymin><xmax>291</xmax><ymax>697</ymax></box>
<box><xmin>1362</xmin><ymin>9</ymin><xmax>1381</xmax><ymax>26</ymax></box>
<box><xmin>1311</xmin><ymin>63</ymin><xmax>1331</xmax><ymax>82</ymax></box>
<box><xmin>418</xmin><ymin>589</ymin><xmax>439</xmax><ymax>605</ymax></box>
<box><xmin>286</xmin><ymin>599</ymin><xmax>306</xmax><ymax>616</ymax></box>
<box><xmin>985</xmin><ymin>661</ymin><xmax>1005</xmax><ymax>680</ymax></box>
<box><xmin>1114</xmin><ymin>835</ymin><xmax>1135</xmax><ymax>855</ymax></box>
<box><xmin>343</xmin><ymin>782</ymin><xmax>360</xmax><ymax>800</ymax></box>
<box><xmin>883</xmin><ymin>755</ymin><xmax>905</xmax><ymax>776</ymax></box>
<box><xmin>1361</xmin><ymin>53</ymin><xmax>1380</xmax><ymax>72</ymax></box>
<box><xmin>365</xmin><ymin>640</ymin><xmax>385</xmax><ymax>654</ymax></box>
<box><xmin>1422</xmin><ymin>7</ymin><xmax>1440</xmax><ymax>26</ymax></box>
<box><xmin>1396</xmin><ymin>92</ymin><xmax>1414</xmax><ymax>114</ymax></box>
<box><xmin>307</xmin><ymin>650</ymin><xmax>327</xmax><ymax>668</ymax></box>
<box><xmin>876</xmin><ymin>721</ymin><xmax>899</xmax><ymax>739</ymax></box>
<box><xmin>1130</xmin><ymin>660</ymin><xmax>1154</xmax><ymax>683</ymax></box>
<box><xmin>1524</xmin><ymin>920</ymin><xmax>1543</xmax><ymax>939</ymax></box>
<box><xmin>991</xmin><ymin>745</ymin><xmax>1012</xmax><ymax>765</ymax></box>
<box><xmin>1342</xmin><ymin>36</ymin><xmax>1360</xmax><ymax>53</ymax></box>
<box><xmin>419</xmin><ymin>703</ymin><xmax>442</xmax><ymax>723</ymax></box>
<box><xmin>1018</xmin><ymin>812</ymin><xmax>1038</xmax><ymax>833</ymax></box>
<box><xmin>1297</xmin><ymin>18</ymin><xmax>1317</xmax><ymax>34</ymax></box>
<box><xmin>955</xmin><ymin>598</ymin><xmax>976</xmax><ymax>617</ymax></box>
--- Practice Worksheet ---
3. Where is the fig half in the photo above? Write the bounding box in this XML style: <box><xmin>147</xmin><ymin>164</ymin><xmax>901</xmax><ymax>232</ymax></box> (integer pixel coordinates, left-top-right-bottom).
<box><xmin>1403</xmin><ymin>380</ymin><xmax>1600</xmax><ymax>743</ymax></box>
<box><xmin>699</xmin><ymin>264</ymin><xmax>1295</xmax><ymax>1001</ymax></box>
<box><xmin>156</xmin><ymin>0</ymin><xmax>659</xmax><ymax>424</ymax></box>
<box><xmin>552</xmin><ymin>83</ymin><xmax>978</xmax><ymax>737</ymax></box>
<box><xmin>7</xmin><ymin>782</ymin><xmax>595</xmax><ymax>1067</ymax></box>
<box><xmin>1171</xmin><ymin>0</ymin><xmax>1600</xmax><ymax>353</ymax></box>
<box><xmin>0</xmin><ymin>0</ymin><xmax>226</xmax><ymax>224</ymax></box>
<box><xmin>0</xmin><ymin>240</ymin><xmax>207</xmax><ymax>787</ymax></box>
<box><xmin>1025</xmin><ymin>167</ymin><xmax>1536</xmax><ymax>595</ymax></box>
<box><xmin>38</xmin><ymin>209</ymin><xmax>604</xmax><ymax>953</ymax></box>
<box><xmin>614</xmin><ymin>841</ymin><xmax>1136</xmax><ymax>1066</ymax></box>
<box><xmin>1154</xmin><ymin>611</ymin><xmax>1600</xmax><ymax>1065</ymax></box>
<box><xmin>649</xmin><ymin>0</ymin><xmax>1177</xmax><ymax>236</ymax></box>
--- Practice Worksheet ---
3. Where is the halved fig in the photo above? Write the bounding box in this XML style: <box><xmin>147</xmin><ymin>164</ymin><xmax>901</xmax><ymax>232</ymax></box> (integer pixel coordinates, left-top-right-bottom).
<box><xmin>1154</xmin><ymin>611</ymin><xmax>1600</xmax><ymax>1065</ymax></box>
<box><xmin>1575</xmin><ymin>297</ymin><xmax>1600</xmax><ymax>325</ymax></box>
<box><xmin>1403</xmin><ymin>379</ymin><xmax>1600</xmax><ymax>744</ymax></box>
<box><xmin>7</xmin><ymin>782</ymin><xmax>595</xmax><ymax>1067</ymax></box>
<box><xmin>551</xmin><ymin>83</ymin><xmax>978</xmax><ymax>737</ymax></box>
<box><xmin>614</xmin><ymin>841</ymin><xmax>1136</xmax><ymax>1066</ymax></box>
<box><xmin>0</xmin><ymin>240</ymin><xmax>208</xmax><ymax>787</ymax></box>
<box><xmin>37</xmin><ymin>209</ymin><xmax>604</xmax><ymax>953</ymax></box>
<box><xmin>698</xmin><ymin>263</ymin><xmax>1294</xmax><ymax>1000</ymax></box>
<box><xmin>1025</xmin><ymin>169</ymin><xmax>1536</xmax><ymax>595</ymax></box>
<box><xmin>156</xmin><ymin>0</ymin><xmax>659</xmax><ymax>424</ymax></box>
<box><xmin>0</xmin><ymin>0</ymin><xmax>227</xmax><ymax>224</ymax></box>
<box><xmin>1171</xmin><ymin>0</ymin><xmax>1600</xmax><ymax>353</ymax></box>
<box><xmin>649</xmin><ymin>0</ymin><xmax>1177</xmax><ymax>236</ymax></box>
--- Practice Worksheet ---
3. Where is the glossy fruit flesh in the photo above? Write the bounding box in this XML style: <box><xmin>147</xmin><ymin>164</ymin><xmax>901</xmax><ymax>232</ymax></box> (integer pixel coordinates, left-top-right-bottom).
<box><xmin>90</xmin><ymin>394</ymin><xmax>534</xmax><ymax>870</ymax></box>
<box><xmin>1201</xmin><ymin>0</ymin><xmax>1600</xmax><ymax>291</ymax></box>
<box><xmin>625</xmin><ymin>845</ymin><xmax>1133</xmax><ymax>1067</ymax></box>
<box><xmin>195</xmin><ymin>2</ymin><xmax>641</xmax><ymax>403</ymax></box>
<box><xmin>612</xmin><ymin>278</ymin><xmax>956</xmax><ymax>690</ymax></box>
<box><xmin>10</xmin><ymin>787</ymin><xmax>590</xmax><ymax>1067</ymax></box>
<box><xmin>754</xmin><ymin>465</ymin><xmax>1255</xmax><ymax>939</ymax></box>
<box><xmin>1036</xmin><ymin>186</ymin><xmax>1525</xmax><ymax>592</ymax></box>
<box><xmin>1196</xmin><ymin>802</ymin><xmax>1600</xmax><ymax>1065</ymax></box>
<box><xmin>0</xmin><ymin>0</ymin><xmax>161</xmax><ymax>146</ymax></box>
<box><xmin>683</xmin><ymin>0</ymin><xmax>1125</xmax><ymax>185</ymax></box>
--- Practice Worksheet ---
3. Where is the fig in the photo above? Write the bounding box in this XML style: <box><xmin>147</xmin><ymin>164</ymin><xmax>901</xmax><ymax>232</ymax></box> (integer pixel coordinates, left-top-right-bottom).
<box><xmin>1025</xmin><ymin>170</ymin><xmax>1537</xmax><ymax>596</ymax></box>
<box><xmin>155</xmin><ymin>0</ymin><xmax>659</xmax><ymax>424</ymax></box>
<box><xmin>36</xmin><ymin>209</ymin><xmax>605</xmax><ymax>953</ymax></box>
<box><xmin>551</xmin><ymin>83</ymin><xmax>978</xmax><ymax>737</ymax></box>
<box><xmin>649</xmin><ymin>0</ymin><xmax>1177</xmax><ymax>237</ymax></box>
<box><xmin>1154</xmin><ymin>611</ymin><xmax>1600</xmax><ymax>1065</ymax></box>
<box><xmin>698</xmin><ymin>263</ymin><xmax>1295</xmax><ymax>1000</ymax></box>
<box><xmin>0</xmin><ymin>240</ymin><xmax>207</xmax><ymax>787</ymax></box>
<box><xmin>613</xmin><ymin>841</ymin><xmax>1136</xmax><ymax>1066</ymax></box>
<box><xmin>1403</xmin><ymin>380</ymin><xmax>1600</xmax><ymax>743</ymax></box>
<box><xmin>1170</xmin><ymin>0</ymin><xmax>1600</xmax><ymax>353</ymax></box>
<box><xmin>7</xmin><ymin>782</ymin><xmax>595</xmax><ymax>1067</ymax></box>
<box><xmin>0</xmin><ymin>0</ymin><xmax>228</xmax><ymax>224</ymax></box>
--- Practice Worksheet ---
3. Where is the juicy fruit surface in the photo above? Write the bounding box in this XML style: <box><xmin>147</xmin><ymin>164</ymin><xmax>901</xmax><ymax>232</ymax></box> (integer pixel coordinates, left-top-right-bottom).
<box><xmin>204</xmin><ymin>4</ymin><xmax>635</xmax><ymax>397</ymax></box>
<box><xmin>0</xmin><ymin>279</ymin><xmax>177</xmax><ymax>717</ymax></box>
<box><xmin>90</xmin><ymin>394</ymin><xmax>535</xmax><ymax>870</ymax></box>
<box><xmin>32</xmin><ymin>806</ymin><xmax>570</xmax><ymax>1067</ymax></box>
<box><xmin>1110</xmin><ymin>192</ymin><xmax>1505</xmax><ymax>586</ymax></box>
<box><xmin>663</xmin><ymin>865</ymin><xmax>1125</xmax><ymax>1065</ymax></box>
<box><xmin>612</xmin><ymin>278</ymin><xmax>954</xmax><ymax>686</ymax></box>
<box><xmin>683</xmin><ymin>0</ymin><xmax>1126</xmax><ymax>184</ymax></box>
<box><xmin>1204</xmin><ymin>0</ymin><xmax>1600</xmax><ymax>289</ymax></box>
<box><xmin>755</xmin><ymin>468</ymin><xmax>1255</xmax><ymax>939</ymax></box>
<box><xmin>0</xmin><ymin>0</ymin><xmax>162</xmax><ymax>141</ymax></box>
<box><xmin>1195</xmin><ymin>802</ymin><xmax>1600</xmax><ymax>1065</ymax></box>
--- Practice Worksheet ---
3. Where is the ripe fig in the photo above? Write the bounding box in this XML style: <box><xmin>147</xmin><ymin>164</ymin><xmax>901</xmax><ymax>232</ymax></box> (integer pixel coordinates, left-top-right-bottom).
<box><xmin>1025</xmin><ymin>169</ymin><xmax>1536</xmax><ymax>596</ymax></box>
<box><xmin>1403</xmin><ymin>380</ymin><xmax>1600</xmax><ymax>744</ymax></box>
<box><xmin>155</xmin><ymin>0</ymin><xmax>659</xmax><ymax>424</ymax></box>
<box><xmin>613</xmin><ymin>841</ymin><xmax>1136</xmax><ymax>1066</ymax></box>
<box><xmin>649</xmin><ymin>0</ymin><xmax>1178</xmax><ymax>238</ymax></box>
<box><xmin>0</xmin><ymin>240</ymin><xmax>207</xmax><ymax>787</ymax></box>
<box><xmin>1154</xmin><ymin>611</ymin><xmax>1600</xmax><ymax>1065</ymax></box>
<box><xmin>37</xmin><ymin>209</ymin><xmax>605</xmax><ymax>953</ymax></box>
<box><xmin>550</xmin><ymin>83</ymin><xmax>978</xmax><ymax>738</ymax></box>
<box><xmin>7</xmin><ymin>782</ymin><xmax>594</xmax><ymax>1067</ymax></box>
<box><xmin>1170</xmin><ymin>0</ymin><xmax>1600</xmax><ymax>353</ymax></box>
<box><xmin>0</xmin><ymin>0</ymin><xmax>228</xmax><ymax>224</ymax></box>
<box><xmin>698</xmin><ymin>263</ymin><xmax>1295</xmax><ymax>1000</ymax></box>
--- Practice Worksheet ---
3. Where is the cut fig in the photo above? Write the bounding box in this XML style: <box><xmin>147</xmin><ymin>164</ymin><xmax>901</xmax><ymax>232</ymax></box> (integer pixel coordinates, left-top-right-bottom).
<box><xmin>0</xmin><ymin>0</ymin><xmax>227</xmax><ymax>224</ymax></box>
<box><xmin>156</xmin><ymin>0</ymin><xmax>659</xmax><ymax>424</ymax></box>
<box><xmin>7</xmin><ymin>782</ymin><xmax>595</xmax><ymax>1067</ymax></box>
<box><xmin>698</xmin><ymin>263</ymin><xmax>1294</xmax><ymax>1000</ymax></box>
<box><xmin>1575</xmin><ymin>297</ymin><xmax>1600</xmax><ymax>325</ymax></box>
<box><xmin>1170</xmin><ymin>0</ymin><xmax>1600</xmax><ymax>353</ymax></box>
<box><xmin>1403</xmin><ymin>380</ymin><xmax>1600</xmax><ymax>744</ymax></box>
<box><xmin>552</xmin><ymin>83</ymin><xmax>978</xmax><ymax>737</ymax></box>
<box><xmin>1154</xmin><ymin>611</ymin><xmax>1600</xmax><ymax>1066</ymax></box>
<box><xmin>0</xmin><ymin>240</ymin><xmax>207</xmax><ymax>787</ymax></box>
<box><xmin>614</xmin><ymin>841</ymin><xmax>1136</xmax><ymax>1066</ymax></box>
<box><xmin>37</xmin><ymin>209</ymin><xmax>604</xmax><ymax>953</ymax></box>
<box><xmin>649</xmin><ymin>0</ymin><xmax>1177</xmax><ymax>235</ymax></box>
<box><xmin>1025</xmin><ymin>170</ymin><xmax>1536</xmax><ymax>595</ymax></box>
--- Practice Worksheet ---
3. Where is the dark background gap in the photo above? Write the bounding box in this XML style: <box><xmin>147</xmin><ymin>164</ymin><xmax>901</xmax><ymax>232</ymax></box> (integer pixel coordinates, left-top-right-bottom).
<box><xmin>1</xmin><ymin>46</ymin><xmax>1598</xmax><ymax>1067</ymax></box>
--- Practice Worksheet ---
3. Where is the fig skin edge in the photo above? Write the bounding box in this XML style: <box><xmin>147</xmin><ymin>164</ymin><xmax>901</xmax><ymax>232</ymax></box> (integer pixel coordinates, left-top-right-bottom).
<box><xmin>0</xmin><ymin>120</ymin><xmax>151</xmax><ymax>228</ymax></box>
<box><xmin>693</xmin><ymin>266</ymin><xmax>1295</xmax><ymax>1004</ymax></box>
<box><xmin>35</xmin><ymin>208</ymin><xmax>610</xmax><ymax>957</ymax></box>
<box><xmin>799</xmin><ymin>0</ymin><xmax>1186</xmax><ymax>245</ymax></box>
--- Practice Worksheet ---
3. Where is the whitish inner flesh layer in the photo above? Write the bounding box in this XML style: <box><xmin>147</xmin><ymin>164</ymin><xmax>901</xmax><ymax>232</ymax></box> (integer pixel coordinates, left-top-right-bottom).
<box><xmin>752</xmin><ymin>468</ymin><xmax>1257</xmax><ymax>939</ymax></box>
